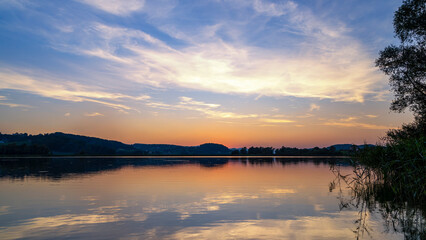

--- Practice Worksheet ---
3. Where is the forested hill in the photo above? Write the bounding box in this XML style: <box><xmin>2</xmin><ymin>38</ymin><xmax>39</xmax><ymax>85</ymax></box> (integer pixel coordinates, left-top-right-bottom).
<box><xmin>133</xmin><ymin>143</ymin><xmax>230</xmax><ymax>155</ymax></box>
<box><xmin>0</xmin><ymin>132</ymin><xmax>230</xmax><ymax>156</ymax></box>
<box><xmin>0</xmin><ymin>132</ymin><xmax>370</xmax><ymax>156</ymax></box>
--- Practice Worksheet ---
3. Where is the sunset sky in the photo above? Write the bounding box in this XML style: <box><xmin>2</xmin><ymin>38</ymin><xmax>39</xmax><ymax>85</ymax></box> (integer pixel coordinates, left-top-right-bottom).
<box><xmin>0</xmin><ymin>0</ymin><xmax>413</xmax><ymax>148</ymax></box>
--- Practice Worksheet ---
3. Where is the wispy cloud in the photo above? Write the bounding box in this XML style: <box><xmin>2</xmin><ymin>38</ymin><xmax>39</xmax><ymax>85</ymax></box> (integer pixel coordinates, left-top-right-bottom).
<box><xmin>309</xmin><ymin>104</ymin><xmax>320</xmax><ymax>112</ymax></box>
<box><xmin>261</xmin><ymin>118</ymin><xmax>295</xmax><ymax>123</ymax></box>
<box><xmin>85</xmin><ymin>112</ymin><xmax>104</xmax><ymax>117</ymax></box>
<box><xmin>145</xmin><ymin>97</ymin><xmax>259</xmax><ymax>120</ymax></box>
<box><xmin>252</xmin><ymin>0</ymin><xmax>297</xmax><ymax>17</ymax></box>
<box><xmin>0</xmin><ymin>102</ymin><xmax>32</xmax><ymax>108</ymax></box>
<box><xmin>77</xmin><ymin>0</ymin><xmax>145</xmax><ymax>16</ymax></box>
<box><xmin>322</xmin><ymin>116</ymin><xmax>391</xmax><ymax>130</ymax></box>
<box><xmin>0</xmin><ymin>70</ymin><xmax>149</xmax><ymax>112</ymax></box>
<box><xmin>179</xmin><ymin>97</ymin><xmax>220</xmax><ymax>108</ymax></box>
<box><xmin>45</xmin><ymin>2</ymin><xmax>384</xmax><ymax>103</ymax></box>
<box><xmin>1</xmin><ymin>0</ymin><xmax>387</xmax><ymax>114</ymax></box>
<box><xmin>339</xmin><ymin>116</ymin><xmax>359</xmax><ymax>122</ymax></box>
<box><xmin>323</xmin><ymin>121</ymin><xmax>391</xmax><ymax>130</ymax></box>
<box><xmin>0</xmin><ymin>94</ymin><xmax>32</xmax><ymax>108</ymax></box>
<box><xmin>0</xmin><ymin>0</ymin><xmax>405</xmax><ymax>146</ymax></box>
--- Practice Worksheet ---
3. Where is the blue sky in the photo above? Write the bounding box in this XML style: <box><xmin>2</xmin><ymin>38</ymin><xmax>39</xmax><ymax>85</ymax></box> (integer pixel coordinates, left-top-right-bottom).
<box><xmin>0</xmin><ymin>0</ymin><xmax>412</xmax><ymax>147</ymax></box>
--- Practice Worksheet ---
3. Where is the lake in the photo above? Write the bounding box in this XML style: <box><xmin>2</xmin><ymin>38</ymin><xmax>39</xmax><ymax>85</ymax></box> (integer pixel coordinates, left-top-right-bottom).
<box><xmin>0</xmin><ymin>157</ymin><xmax>423</xmax><ymax>239</ymax></box>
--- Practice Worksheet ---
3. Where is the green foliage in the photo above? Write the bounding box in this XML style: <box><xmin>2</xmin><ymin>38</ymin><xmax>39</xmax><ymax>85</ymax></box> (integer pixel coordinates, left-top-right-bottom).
<box><xmin>275</xmin><ymin>145</ymin><xmax>345</xmax><ymax>156</ymax></box>
<box><xmin>248</xmin><ymin>146</ymin><xmax>274</xmax><ymax>155</ymax></box>
<box><xmin>362</xmin><ymin>0</ymin><xmax>426</xmax><ymax>205</ymax></box>
<box><xmin>376</xmin><ymin>0</ymin><xmax>426</xmax><ymax>119</ymax></box>
<box><xmin>356</xmin><ymin>135</ymin><xmax>426</xmax><ymax>203</ymax></box>
<box><xmin>0</xmin><ymin>132</ymin><xmax>231</xmax><ymax>156</ymax></box>
<box><xmin>240</xmin><ymin>147</ymin><xmax>247</xmax><ymax>155</ymax></box>
<box><xmin>231</xmin><ymin>145</ymin><xmax>354</xmax><ymax>156</ymax></box>
<box><xmin>0</xmin><ymin>143</ymin><xmax>50</xmax><ymax>155</ymax></box>
<box><xmin>393</xmin><ymin>0</ymin><xmax>426</xmax><ymax>44</ymax></box>
<box><xmin>330</xmin><ymin>164</ymin><xmax>425</xmax><ymax>239</ymax></box>
<box><xmin>133</xmin><ymin>143</ymin><xmax>230</xmax><ymax>155</ymax></box>
<box><xmin>0</xmin><ymin>132</ymin><xmax>142</xmax><ymax>156</ymax></box>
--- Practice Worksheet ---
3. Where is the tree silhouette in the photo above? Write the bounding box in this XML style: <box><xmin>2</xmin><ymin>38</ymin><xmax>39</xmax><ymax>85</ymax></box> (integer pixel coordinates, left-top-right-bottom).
<box><xmin>376</xmin><ymin>0</ymin><xmax>426</xmax><ymax>123</ymax></box>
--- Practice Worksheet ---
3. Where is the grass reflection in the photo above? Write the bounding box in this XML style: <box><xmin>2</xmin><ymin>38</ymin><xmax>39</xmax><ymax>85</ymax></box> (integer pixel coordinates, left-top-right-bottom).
<box><xmin>329</xmin><ymin>163</ymin><xmax>425</xmax><ymax>240</ymax></box>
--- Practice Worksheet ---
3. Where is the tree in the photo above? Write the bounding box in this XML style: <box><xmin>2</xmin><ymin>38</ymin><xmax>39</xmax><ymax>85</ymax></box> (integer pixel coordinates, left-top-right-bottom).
<box><xmin>231</xmin><ymin>149</ymin><xmax>240</xmax><ymax>155</ymax></box>
<box><xmin>240</xmin><ymin>147</ymin><xmax>247</xmax><ymax>155</ymax></box>
<box><xmin>375</xmin><ymin>0</ymin><xmax>426</xmax><ymax>122</ymax></box>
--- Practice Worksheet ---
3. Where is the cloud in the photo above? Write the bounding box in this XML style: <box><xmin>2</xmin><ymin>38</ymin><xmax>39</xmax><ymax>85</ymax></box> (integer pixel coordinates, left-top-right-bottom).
<box><xmin>0</xmin><ymin>70</ymin><xmax>149</xmax><ymax>112</ymax></box>
<box><xmin>145</xmin><ymin>97</ymin><xmax>259</xmax><ymax>119</ymax></box>
<box><xmin>321</xmin><ymin>115</ymin><xmax>392</xmax><ymax>129</ymax></box>
<box><xmin>339</xmin><ymin>116</ymin><xmax>359</xmax><ymax>122</ymax></box>
<box><xmin>201</xmin><ymin>110</ymin><xmax>258</xmax><ymax>119</ymax></box>
<box><xmin>179</xmin><ymin>96</ymin><xmax>220</xmax><ymax>108</ymax></box>
<box><xmin>252</xmin><ymin>0</ymin><xmax>297</xmax><ymax>17</ymax></box>
<box><xmin>0</xmin><ymin>102</ymin><xmax>32</xmax><ymax>108</ymax></box>
<box><xmin>85</xmin><ymin>112</ymin><xmax>103</xmax><ymax>117</ymax></box>
<box><xmin>0</xmin><ymin>95</ymin><xmax>30</xmax><ymax>108</ymax></box>
<box><xmin>0</xmin><ymin>0</ymin><xmax>392</xmax><ymax>132</ymax></box>
<box><xmin>0</xmin><ymin>0</ymin><xmax>27</xmax><ymax>9</ymax></box>
<box><xmin>322</xmin><ymin>118</ymin><xmax>391</xmax><ymax>130</ymax></box>
<box><xmin>64</xmin><ymin>113</ymin><xmax>71</xmax><ymax>117</ymax></box>
<box><xmin>6</xmin><ymin>1</ymin><xmax>386</xmax><ymax>108</ymax></box>
<box><xmin>261</xmin><ymin>118</ymin><xmax>295</xmax><ymax>123</ymax></box>
<box><xmin>365</xmin><ymin>114</ymin><xmax>378</xmax><ymax>118</ymax></box>
<box><xmin>309</xmin><ymin>104</ymin><xmax>320</xmax><ymax>112</ymax></box>
<box><xmin>53</xmin><ymin>17</ymin><xmax>383</xmax><ymax>103</ymax></box>
<box><xmin>77</xmin><ymin>0</ymin><xmax>145</xmax><ymax>15</ymax></box>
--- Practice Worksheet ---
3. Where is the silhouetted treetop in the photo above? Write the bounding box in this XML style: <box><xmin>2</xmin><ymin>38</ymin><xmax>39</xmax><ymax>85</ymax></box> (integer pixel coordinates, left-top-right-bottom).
<box><xmin>393</xmin><ymin>0</ymin><xmax>426</xmax><ymax>43</ymax></box>
<box><xmin>376</xmin><ymin>0</ymin><xmax>426</xmax><ymax>121</ymax></box>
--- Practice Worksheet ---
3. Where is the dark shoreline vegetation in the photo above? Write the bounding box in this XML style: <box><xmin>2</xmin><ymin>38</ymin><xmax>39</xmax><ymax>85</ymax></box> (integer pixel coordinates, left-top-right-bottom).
<box><xmin>0</xmin><ymin>132</ymin><xmax>363</xmax><ymax>157</ymax></box>
<box><xmin>335</xmin><ymin>1</ymin><xmax>426</xmax><ymax>238</ymax></box>
<box><xmin>352</xmin><ymin>0</ymin><xmax>426</xmax><ymax>207</ymax></box>
<box><xmin>330</xmin><ymin>162</ymin><xmax>425</xmax><ymax>240</ymax></box>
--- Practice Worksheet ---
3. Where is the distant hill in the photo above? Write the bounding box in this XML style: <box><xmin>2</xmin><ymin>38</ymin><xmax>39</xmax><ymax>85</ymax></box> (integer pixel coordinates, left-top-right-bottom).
<box><xmin>133</xmin><ymin>143</ymin><xmax>230</xmax><ymax>155</ymax></box>
<box><xmin>0</xmin><ymin>132</ymin><xmax>136</xmax><ymax>155</ymax></box>
<box><xmin>0</xmin><ymin>132</ymin><xmax>230</xmax><ymax>156</ymax></box>
<box><xmin>0</xmin><ymin>132</ymin><xmax>372</xmax><ymax>156</ymax></box>
<box><xmin>329</xmin><ymin>144</ymin><xmax>375</xmax><ymax>151</ymax></box>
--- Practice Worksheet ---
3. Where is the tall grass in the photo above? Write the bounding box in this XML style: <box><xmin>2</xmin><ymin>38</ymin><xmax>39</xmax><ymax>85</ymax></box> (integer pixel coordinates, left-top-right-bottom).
<box><xmin>355</xmin><ymin>134</ymin><xmax>425</xmax><ymax>204</ymax></box>
<box><xmin>330</xmin><ymin>163</ymin><xmax>425</xmax><ymax>239</ymax></box>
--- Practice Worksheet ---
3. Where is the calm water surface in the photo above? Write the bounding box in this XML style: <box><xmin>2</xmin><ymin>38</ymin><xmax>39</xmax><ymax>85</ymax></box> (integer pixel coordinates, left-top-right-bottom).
<box><xmin>0</xmin><ymin>157</ymin><xmax>421</xmax><ymax>239</ymax></box>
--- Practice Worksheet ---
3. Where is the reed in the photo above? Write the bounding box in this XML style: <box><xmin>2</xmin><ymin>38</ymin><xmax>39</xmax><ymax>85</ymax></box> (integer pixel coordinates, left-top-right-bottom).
<box><xmin>355</xmin><ymin>134</ymin><xmax>425</xmax><ymax>204</ymax></box>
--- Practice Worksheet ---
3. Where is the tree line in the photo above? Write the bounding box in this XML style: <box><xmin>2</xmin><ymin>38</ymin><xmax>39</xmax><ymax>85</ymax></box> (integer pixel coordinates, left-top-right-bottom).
<box><xmin>231</xmin><ymin>145</ymin><xmax>352</xmax><ymax>156</ymax></box>
<box><xmin>357</xmin><ymin>0</ymin><xmax>425</xmax><ymax>205</ymax></box>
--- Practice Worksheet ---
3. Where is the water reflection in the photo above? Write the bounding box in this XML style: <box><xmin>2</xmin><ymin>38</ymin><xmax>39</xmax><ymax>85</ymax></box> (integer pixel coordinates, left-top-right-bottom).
<box><xmin>0</xmin><ymin>157</ymin><xmax>422</xmax><ymax>239</ymax></box>
<box><xmin>0</xmin><ymin>157</ymin><xmax>229</xmax><ymax>180</ymax></box>
<box><xmin>330</xmin><ymin>164</ymin><xmax>425</xmax><ymax>240</ymax></box>
<box><xmin>0</xmin><ymin>157</ymin><xmax>340</xmax><ymax>180</ymax></box>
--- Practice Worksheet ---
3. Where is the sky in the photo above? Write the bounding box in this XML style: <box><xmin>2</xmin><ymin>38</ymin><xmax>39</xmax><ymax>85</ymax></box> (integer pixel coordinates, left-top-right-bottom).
<box><xmin>0</xmin><ymin>0</ymin><xmax>413</xmax><ymax>148</ymax></box>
